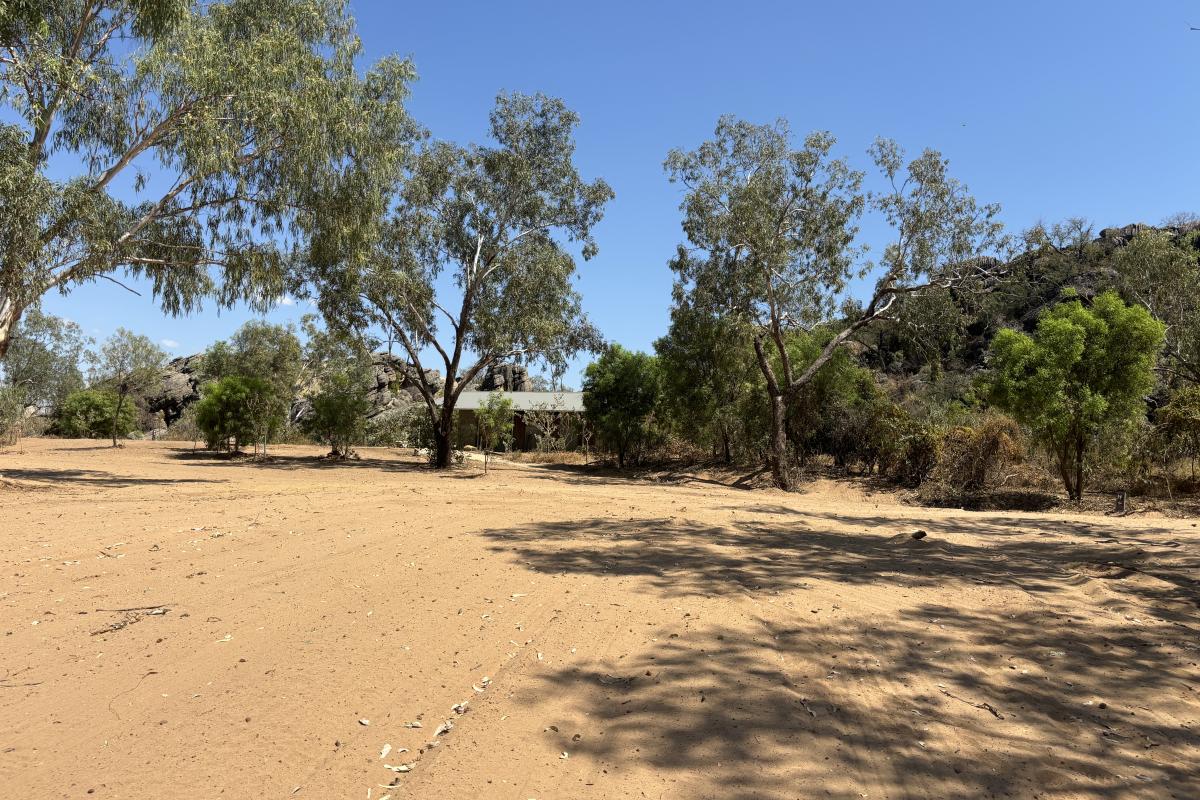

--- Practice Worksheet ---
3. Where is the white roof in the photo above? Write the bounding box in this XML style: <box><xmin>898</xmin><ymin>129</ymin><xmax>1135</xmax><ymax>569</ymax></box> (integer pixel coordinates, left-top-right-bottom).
<box><xmin>453</xmin><ymin>391</ymin><xmax>585</xmax><ymax>412</ymax></box>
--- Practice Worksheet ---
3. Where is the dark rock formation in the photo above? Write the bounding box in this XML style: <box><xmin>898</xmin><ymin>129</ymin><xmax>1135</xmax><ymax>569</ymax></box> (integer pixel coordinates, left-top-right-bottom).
<box><xmin>147</xmin><ymin>354</ymin><xmax>205</xmax><ymax>427</ymax></box>
<box><xmin>480</xmin><ymin>363</ymin><xmax>533</xmax><ymax>392</ymax></box>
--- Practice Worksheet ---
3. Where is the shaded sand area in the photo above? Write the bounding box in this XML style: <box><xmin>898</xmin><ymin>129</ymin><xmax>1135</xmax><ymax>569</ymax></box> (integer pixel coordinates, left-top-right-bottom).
<box><xmin>1</xmin><ymin>439</ymin><xmax>1197</xmax><ymax>799</ymax></box>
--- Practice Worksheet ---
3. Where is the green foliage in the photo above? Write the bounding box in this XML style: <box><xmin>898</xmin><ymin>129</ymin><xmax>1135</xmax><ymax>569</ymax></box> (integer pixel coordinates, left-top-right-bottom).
<box><xmin>1112</xmin><ymin>230</ymin><xmax>1200</xmax><ymax>385</ymax></box>
<box><xmin>298</xmin><ymin>318</ymin><xmax>374</xmax><ymax>457</ymax></box>
<box><xmin>666</xmin><ymin>116</ymin><xmax>1006</xmax><ymax>489</ymax></box>
<box><xmin>0</xmin><ymin>384</ymin><xmax>25</xmax><ymax>444</ymax></box>
<box><xmin>655</xmin><ymin>301</ymin><xmax>759</xmax><ymax>462</ymax></box>
<box><xmin>0</xmin><ymin>0</ymin><xmax>415</xmax><ymax>358</ymax></box>
<box><xmin>583</xmin><ymin>345</ymin><xmax>661</xmax><ymax>469</ymax></box>
<box><xmin>194</xmin><ymin>375</ymin><xmax>283</xmax><ymax>453</ymax></box>
<box><xmin>988</xmin><ymin>291</ymin><xmax>1164</xmax><ymax>500</ymax></box>
<box><xmin>1156</xmin><ymin>385</ymin><xmax>1200</xmax><ymax>480</ymax></box>
<box><xmin>302</xmin><ymin>374</ymin><xmax>370</xmax><ymax>458</ymax></box>
<box><xmin>92</xmin><ymin>328</ymin><xmax>166</xmax><ymax>445</ymax></box>
<box><xmin>201</xmin><ymin>320</ymin><xmax>304</xmax><ymax>443</ymax></box>
<box><xmin>365</xmin><ymin>411</ymin><xmax>408</xmax><ymax>448</ymax></box>
<box><xmin>202</xmin><ymin>321</ymin><xmax>304</xmax><ymax>401</ymax></box>
<box><xmin>55</xmin><ymin>389</ymin><xmax>136</xmax><ymax>439</ymax></box>
<box><xmin>476</xmin><ymin>391</ymin><xmax>514</xmax><ymax>472</ymax></box>
<box><xmin>309</xmin><ymin>92</ymin><xmax>612</xmax><ymax>468</ymax></box>
<box><xmin>0</xmin><ymin>307</ymin><xmax>89</xmax><ymax>411</ymax></box>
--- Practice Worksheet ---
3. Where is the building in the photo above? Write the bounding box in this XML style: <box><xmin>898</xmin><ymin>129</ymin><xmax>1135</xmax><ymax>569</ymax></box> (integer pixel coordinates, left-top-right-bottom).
<box><xmin>453</xmin><ymin>391</ymin><xmax>585</xmax><ymax>450</ymax></box>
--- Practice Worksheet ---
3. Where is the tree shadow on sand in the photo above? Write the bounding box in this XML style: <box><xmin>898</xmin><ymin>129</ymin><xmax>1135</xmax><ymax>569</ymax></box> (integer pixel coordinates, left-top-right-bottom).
<box><xmin>526</xmin><ymin>611</ymin><xmax>1198</xmax><ymax>800</ymax></box>
<box><xmin>481</xmin><ymin>513</ymin><xmax>1199</xmax><ymax>623</ymax></box>
<box><xmin>0</xmin><ymin>466</ymin><xmax>223</xmax><ymax>488</ymax></box>
<box><xmin>484</xmin><ymin>511</ymin><xmax>1199</xmax><ymax>798</ymax></box>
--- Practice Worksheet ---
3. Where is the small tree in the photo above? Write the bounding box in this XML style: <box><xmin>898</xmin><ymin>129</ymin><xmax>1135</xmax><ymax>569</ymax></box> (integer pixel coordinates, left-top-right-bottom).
<box><xmin>299</xmin><ymin>318</ymin><xmax>374</xmax><ymax>458</ymax></box>
<box><xmin>583</xmin><ymin>345</ymin><xmax>661</xmax><ymax>469</ymax></box>
<box><xmin>476</xmin><ymin>391</ymin><xmax>514</xmax><ymax>473</ymax></box>
<box><xmin>202</xmin><ymin>321</ymin><xmax>304</xmax><ymax>418</ymax></box>
<box><xmin>302</xmin><ymin>374</ymin><xmax>371</xmax><ymax>458</ymax></box>
<box><xmin>55</xmin><ymin>389</ymin><xmax>137</xmax><ymax>439</ymax></box>
<box><xmin>92</xmin><ymin>329</ymin><xmax>166</xmax><ymax>446</ymax></box>
<box><xmin>989</xmin><ymin>291</ymin><xmax>1165</xmax><ymax>501</ymax></box>
<box><xmin>194</xmin><ymin>375</ymin><xmax>279</xmax><ymax>453</ymax></box>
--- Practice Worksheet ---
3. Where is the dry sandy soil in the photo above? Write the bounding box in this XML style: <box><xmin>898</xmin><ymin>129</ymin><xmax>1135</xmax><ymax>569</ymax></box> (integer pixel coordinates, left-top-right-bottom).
<box><xmin>1</xmin><ymin>439</ymin><xmax>1198</xmax><ymax>800</ymax></box>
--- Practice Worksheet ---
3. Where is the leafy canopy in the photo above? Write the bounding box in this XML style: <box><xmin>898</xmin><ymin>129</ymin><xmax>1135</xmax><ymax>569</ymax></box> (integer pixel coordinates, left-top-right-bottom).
<box><xmin>194</xmin><ymin>374</ymin><xmax>281</xmax><ymax>452</ymax></box>
<box><xmin>0</xmin><ymin>307</ymin><xmax>89</xmax><ymax>409</ymax></box>
<box><xmin>54</xmin><ymin>388</ymin><xmax>136</xmax><ymax>439</ymax></box>
<box><xmin>1112</xmin><ymin>230</ymin><xmax>1200</xmax><ymax>385</ymax></box>
<box><xmin>299</xmin><ymin>319</ymin><xmax>374</xmax><ymax>458</ymax></box>
<box><xmin>309</xmin><ymin>92</ymin><xmax>612</xmax><ymax>466</ymax></box>
<box><xmin>475</xmin><ymin>390</ymin><xmax>514</xmax><ymax>472</ymax></box>
<box><xmin>583</xmin><ymin>344</ymin><xmax>661</xmax><ymax>469</ymax></box>
<box><xmin>989</xmin><ymin>291</ymin><xmax>1164</xmax><ymax>499</ymax></box>
<box><xmin>0</xmin><ymin>0</ymin><xmax>415</xmax><ymax>356</ymax></box>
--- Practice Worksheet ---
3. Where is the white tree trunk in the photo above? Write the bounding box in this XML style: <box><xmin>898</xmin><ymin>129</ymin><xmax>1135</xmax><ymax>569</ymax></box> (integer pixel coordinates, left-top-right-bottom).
<box><xmin>0</xmin><ymin>294</ymin><xmax>18</xmax><ymax>360</ymax></box>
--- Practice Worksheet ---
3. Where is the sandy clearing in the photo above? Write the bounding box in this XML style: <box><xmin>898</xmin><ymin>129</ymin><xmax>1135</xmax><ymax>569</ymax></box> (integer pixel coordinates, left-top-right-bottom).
<box><xmin>1</xmin><ymin>439</ymin><xmax>1197</xmax><ymax>799</ymax></box>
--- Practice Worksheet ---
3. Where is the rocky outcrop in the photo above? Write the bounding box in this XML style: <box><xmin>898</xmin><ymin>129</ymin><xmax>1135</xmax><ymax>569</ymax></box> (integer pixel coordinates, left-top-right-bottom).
<box><xmin>146</xmin><ymin>352</ymin><xmax>442</xmax><ymax>430</ymax></box>
<box><xmin>480</xmin><ymin>362</ymin><xmax>533</xmax><ymax>392</ymax></box>
<box><xmin>147</xmin><ymin>354</ymin><xmax>206</xmax><ymax>427</ymax></box>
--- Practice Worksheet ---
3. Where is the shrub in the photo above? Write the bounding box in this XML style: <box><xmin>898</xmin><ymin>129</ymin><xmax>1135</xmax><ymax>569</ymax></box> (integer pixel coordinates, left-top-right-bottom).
<box><xmin>194</xmin><ymin>376</ymin><xmax>283</xmax><ymax>453</ymax></box>
<box><xmin>920</xmin><ymin>413</ymin><xmax>1024</xmax><ymax>504</ymax></box>
<box><xmin>365</xmin><ymin>410</ymin><xmax>407</xmax><ymax>447</ymax></box>
<box><xmin>0</xmin><ymin>386</ymin><xmax>25</xmax><ymax>445</ymax></box>
<box><xmin>301</xmin><ymin>374</ymin><xmax>370</xmax><ymax>458</ymax></box>
<box><xmin>583</xmin><ymin>345</ymin><xmax>662</xmax><ymax>469</ymax></box>
<box><xmin>55</xmin><ymin>390</ymin><xmax>138</xmax><ymax>439</ymax></box>
<box><xmin>885</xmin><ymin>423</ymin><xmax>941</xmax><ymax>488</ymax></box>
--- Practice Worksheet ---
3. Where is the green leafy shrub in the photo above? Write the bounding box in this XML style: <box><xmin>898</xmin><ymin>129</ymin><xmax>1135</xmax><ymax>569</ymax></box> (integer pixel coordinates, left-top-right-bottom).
<box><xmin>194</xmin><ymin>376</ymin><xmax>283</xmax><ymax>453</ymax></box>
<box><xmin>988</xmin><ymin>291</ymin><xmax>1164</xmax><ymax>501</ymax></box>
<box><xmin>301</xmin><ymin>374</ymin><xmax>370</xmax><ymax>458</ymax></box>
<box><xmin>55</xmin><ymin>390</ymin><xmax>137</xmax><ymax>439</ymax></box>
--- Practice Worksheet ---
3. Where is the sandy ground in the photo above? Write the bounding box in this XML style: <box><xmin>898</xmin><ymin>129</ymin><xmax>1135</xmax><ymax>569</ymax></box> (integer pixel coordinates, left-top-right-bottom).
<box><xmin>1</xmin><ymin>439</ymin><xmax>1198</xmax><ymax>800</ymax></box>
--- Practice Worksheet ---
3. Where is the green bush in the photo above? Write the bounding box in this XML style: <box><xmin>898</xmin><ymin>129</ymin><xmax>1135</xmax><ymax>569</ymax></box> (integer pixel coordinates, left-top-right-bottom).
<box><xmin>194</xmin><ymin>376</ymin><xmax>284</xmax><ymax>453</ymax></box>
<box><xmin>54</xmin><ymin>390</ymin><xmax>137</xmax><ymax>439</ymax></box>
<box><xmin>0</xmin><ymin>386</ymin><xmax>25</xmax><ymax>445</ymax></box>
<box><xmin>301</xmin><ymin>374</ymin><xmax>370</xmax><ymax>458</ymax></box>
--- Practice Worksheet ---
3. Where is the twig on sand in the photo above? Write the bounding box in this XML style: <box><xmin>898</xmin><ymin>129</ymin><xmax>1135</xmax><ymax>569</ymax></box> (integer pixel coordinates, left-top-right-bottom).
<box><xmin>95</xmin><ymin>604</ymin><xmax>169</xmax><ymax>613</ymax></box>
<box><xmin>939</xmin><ymin>688</ymin><xmax>1004</xmax><ymax>719</ymax></box>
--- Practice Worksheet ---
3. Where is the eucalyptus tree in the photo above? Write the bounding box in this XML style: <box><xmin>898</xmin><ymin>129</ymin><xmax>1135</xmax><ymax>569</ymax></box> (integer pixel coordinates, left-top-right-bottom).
<box><xmin>310</xmin><ymin>93</ymin><xmax>613</xmax><ymax>468</ymax></box>
<box><xmin>1112</xmin><ymin>229</ymin><xmax>1200</xmax><ymax>385</ymax></box>
<box><xmin>0</xmin><ymin>0</ymin><xmax>414</xmax><ymax>358</ymax></box>
<box><xmin>0</xmin><ymin>306</ymin><xmax>89</xmax><ymax>410</ymax></box>
<box><xmin>91</xmin><ymin>327</ymin><xmax>165</xmax><ymax>446</ymax></box>
<box><xmin>666</xmin><ymin>117</ymin><xmax>1006</xmax><ymax>488</ymax></box>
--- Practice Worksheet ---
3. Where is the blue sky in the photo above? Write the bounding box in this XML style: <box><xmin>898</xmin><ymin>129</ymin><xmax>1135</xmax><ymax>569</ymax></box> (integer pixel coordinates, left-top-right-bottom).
<box><xmin>41</xmin><ymin>0</ymin><xmax>1200</xmax><ymax>385</ymax></box>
